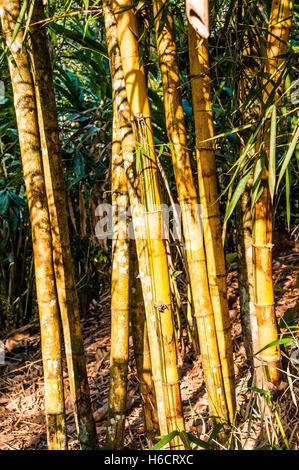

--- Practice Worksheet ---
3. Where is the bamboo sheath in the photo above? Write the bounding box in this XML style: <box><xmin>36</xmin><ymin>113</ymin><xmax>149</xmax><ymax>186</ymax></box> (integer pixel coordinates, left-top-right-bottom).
<box><xmin>103</xmin><ymin>0</ymin><xmax>184</xmax><ymax>447</ymax></box>
<box><xmin>28</xmin><ymin>3</ymin><xmax>98</xmax><ymax>448</ymax></box>
<box><xmin>188</xmin><ymin>27</ymin><xmax>236</xmax><ymax>422</ymax></box>
<box><xmin>152</xmin><ymin>0</ymin><xmax>229</xmax><ymax>423</ymax></box>
<box><xmin>106</xmin><ymin>103</ymin><xmax>130</xmax><ymax>449</ymax></box>
<box><xmin>253</xmin><ymin>0</ymin><xmax>292</xmax><ymax>384</ymax></box>
<box><xmin>0</xmin><ymin>0</ymin><xmax>67</xmax><ymax>449</ymax></box>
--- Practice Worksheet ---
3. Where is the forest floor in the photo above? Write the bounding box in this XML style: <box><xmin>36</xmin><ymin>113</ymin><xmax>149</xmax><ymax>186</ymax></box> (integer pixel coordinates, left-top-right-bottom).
<box><xmin>0</xmin><ymin>242</ymin><xmax>298</xmax><ymax>450</ymax></box>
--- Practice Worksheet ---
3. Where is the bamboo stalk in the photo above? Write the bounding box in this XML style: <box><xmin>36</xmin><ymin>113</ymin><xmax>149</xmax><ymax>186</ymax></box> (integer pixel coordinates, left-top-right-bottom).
<box><xmin>152</xmin><ymin>0</ymin><xmax>230</xmax><ymax>423</ymax></box>
<box><xmin>104</xmin><ymin>0</ymin><xmax>184</xmax><ymax>448</ymax></box>
<box><xmin>114</xmin><ymin>0</ymin><xmax>185</xmax><ymax>443</ymax></box>
<box><xmin>28</xmin><ymin>3</ymin><xmax>98</xmax><ymax>449</ymax></box>
<box><xmin>253</xmin><ymin>0</ymin><xmax>292</xmax><ymax>385</ymax></box>
<box><xmin>0</xmin><ymin>0</ymin><xmax>67</xmax><ymax>449</ymax></box>
<box><xmin>130</xmin><ymin>240</ymin><xmax>159</xmax><ymax>445</ymax></box>
<box><xmin>105</xmin><ymin>102</ymin><xmax>130</xmax><ymax>450</ymax></box>
<box><xmin>235</xmin><ymin>5</ymin><xmax>264</xmax><ymax>386</ymax></box>
<box><xmin>188</xmin><ymin>26</ymin><xmax>236</xmax><ymax>422</ymax></box>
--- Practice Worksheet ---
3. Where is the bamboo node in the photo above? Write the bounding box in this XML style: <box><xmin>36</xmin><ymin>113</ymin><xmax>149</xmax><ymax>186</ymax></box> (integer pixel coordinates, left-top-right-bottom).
<box><xmin>252</xmin><ymin>243</ymin><xmax>274</xmax><ymax>249</ymax></box>
<box><xmin>161</xmin><ymin>381</ymin><xmax>180</xmax><ymax>386</ymax></box>
<box><xmin>193</xmin><ymin>312</ymin><xmax>214</xmax><ymax>318</ymax></box>
<box><xmin>254</xmin><ymin>302</ymin><xmax>275</xmax><ymax>307</ymax></box>
<box><xmin>154</xmin><ymin>302</ymin><xmax>171</xmax><ymax>312</ymax></box>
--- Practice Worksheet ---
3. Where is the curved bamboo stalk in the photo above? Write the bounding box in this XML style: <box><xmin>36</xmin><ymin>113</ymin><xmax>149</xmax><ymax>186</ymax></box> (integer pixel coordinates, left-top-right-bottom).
<box><xmin>188</xmin><ymin>26</ymin><xmax>236</xmax><ymax>422</ymax></box>
<box><xmin>152</xmin><ymin>0</ymin><xmax>229</xmax><ymax>423</ymax></box>
<box><xmin>105</xmin><ymin>102</ymin><xmax>130</xmax><ymax>449</ymax></box>
<box><xmin>104</xmin><ymin>0</ymin><xmax>184</xmax><ymax>448</ymax></box>
<box><xmin>28</xmin><ymin>3</ymin><xmax>98</xmax><ymax>449</ymax></box>
<box><xmin>253</xmin><ymin>0</ymin><xmax>292</xmax><ymax>385</ymax></box>
<box><xmin>0</xmin><ymin>0</ymin><xmax>67</xmax><ymax>449</ymax></box>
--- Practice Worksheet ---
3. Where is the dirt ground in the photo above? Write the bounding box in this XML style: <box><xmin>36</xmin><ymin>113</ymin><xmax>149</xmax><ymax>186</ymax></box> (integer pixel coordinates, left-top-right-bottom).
<box><xmin>0</xmin><ymin>244</ymin><xmax>298</xmax><ymax>450</ymax></box>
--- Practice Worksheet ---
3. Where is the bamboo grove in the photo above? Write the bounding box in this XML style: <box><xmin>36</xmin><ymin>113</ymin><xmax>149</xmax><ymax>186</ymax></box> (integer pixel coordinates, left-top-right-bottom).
<box><xmin>0</xmin><ymin>0</ymin><xmax>298</xmax><ymax>451</ymax></box>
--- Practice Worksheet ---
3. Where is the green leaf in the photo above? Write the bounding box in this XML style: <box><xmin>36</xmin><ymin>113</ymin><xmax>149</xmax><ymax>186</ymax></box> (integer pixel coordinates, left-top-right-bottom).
<box><xmin>185</xmin><ymin>432</ymin><xmax>212</xmax><ymax>450</ymax></box>
<box><xmin>277</xmin><ymin>124</ymin><xmax>299</xmax><ymax>189</ymax></box>
<box><xmin>151</xmin><ymin>430</ymin><xmax>179</xmax><ymax>450</ymax></box>
<box><xmin>254</xmin><ymin>336</ymin><xmax>295</xmax><ymax>356</ymax></box>
<box><xmin>0</xmin><ymin>192</ymin><xmax>9</xmax><ymax>215</ymax></box>
<box><xmin>224</xmin><ymin>167</ymin><xmax>251</xmax><ymax>222</ymax></box>
<box><xmin>208</xmin><ymin>422</ymin><xmax>224</xmax><ymax>442</ymax></box>
<box><xmin>285</xmin><ymin>166</ymin><xmax>290</xmax><ymax>230</ymax></box>
<box><xmin>268</xmin><ymin>105</ymin><xmax>276</xmax><ymax>201</ymax></box>
<box><xmin>178</xmin><ymin>431</ymin><xmax>192</xmax><ymax>450</ymax></box>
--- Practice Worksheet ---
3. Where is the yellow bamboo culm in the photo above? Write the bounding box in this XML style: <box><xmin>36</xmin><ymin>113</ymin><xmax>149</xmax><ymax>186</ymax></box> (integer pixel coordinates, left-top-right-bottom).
<box><xmin>104</xmin><ymin>0</ymin><xmax>185</xmax><ymax>448</ymax></box>
<box><xmin>130</xmin><ymin>241</ymin><xmax>159</xmax><ymax>445</ymax></box>
<box><xmin>0</xmin><ymin>0</ymin><xmax>67</xmax><ymax>449</ymax></box>
<box><xmin>253</xmin><ymin>0</ymin><xmax>292</xmax><ymax>385</ymax></box>
<box><xmin>152</xmin><ymin>0</ymin><xmax>229</xmax><ymax>423</ymax></box>
<box><xmin>188</xmin><ymin>26</ymin><xmax>236</xmax><ymax>422</ymax></box>
<box><xmin>113</xmin><ymin>0</ymin><xmax>185</xmax><ymax>445</ymax></box>
<box><xmin>235</xmin><ymin>9</ymin><xmax>264</xmax><ymax>386</ymax></box>
<box><xmin>103</xmin><ymin>0</ymin><xmax>168</xmax><ymax>443</ymax></box>
<box><xmin>28</xmin><ymin>3</ymin><xmax>98</xmax><ymax>448</ymax></box>
<box><xmin>106</xmin><ymin>101</ymin><xmax>130</xmax><ymax>449</ymax></box>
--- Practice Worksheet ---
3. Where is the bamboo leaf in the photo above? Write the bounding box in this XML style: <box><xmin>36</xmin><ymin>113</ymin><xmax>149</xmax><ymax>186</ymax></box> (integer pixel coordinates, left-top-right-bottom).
<box><xmin>285</xmin><ymin>166</ymin><xmax>290</xmax><ymax>229</ymax></box>
<box><xmin>252</xmin><ymin>151</ymin><xmax>266</xmax><ymax>207</ymax></box>
<box><xmin>151</xmin><ymin>430</ymin><xmax>179</xmax><ymax>450</ymax></box>
<box><xmin>208</xmin><ymin>422</ymin><xmax>224</xmax><ymax>442</ymax></box>
<box><xmin>178</xmin><ymin>431</ymin><xmax>192</xmax><ymax>450</ymax></box>
<box><xmin>224</xmin><ymin>168</ymin><xmax>251</xmax><ymax>222</ymax></box>
<box><xmin>24</xmin><ymin>0</ymin><xmax>36</xmax><ymax>43</ymax></box>
<box><xmin>268</xmin><ymin>105</ymin><xmax>276</xmax><ymax>201</ymax></box>
<box><xmin>254</xmin><ymin>336</ymin><xmax>295</xmax><ymax>356</ymax></box>
<box><xmin>185</xmin><ymin>432</ymin><xmax>212</xmax><ymax>450</ymax></box>
<box><xmin>277</xmin><ymin>124</ymin><xmax>299</xmax><ymax>189</ymax></box>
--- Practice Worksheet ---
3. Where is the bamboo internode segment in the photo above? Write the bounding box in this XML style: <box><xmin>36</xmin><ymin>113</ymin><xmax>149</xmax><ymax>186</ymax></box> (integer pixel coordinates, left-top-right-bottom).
<box><xmin>152</xmin><ymin>0</ymin><xmax>230</xmax><ymax>423</ymax></box>
<box><xmin>188</xmin><ymin>26</ymin><xmax>236</xmax><ymax>422</ymax></box>
<box><xmin>0</xmin><ymin>0</ymin><xmax>67</xmax><ymax>449</ymax></box>
<box><xmin>28</xmin><ymin>3</ymin><xmax>98</xmax><ymax>449</ymax></box>
<box><xmin>105</xmin><ymin>0</ymin><xmax>185</xmax><ymax>447</ymax></box>
<box><xmin>253</xmin><ymin>0</ymin><xmax>292</xmax><ymax>385</ymax></box>
<box><xmin>130</xmin><ymin>242</ymin><xmax>159</xmax><ymax>444</ymax></box>
<box><xmin>105</xmin><ymin>103</ymin><xmax>130</xmax><ymax>450</ymax></box>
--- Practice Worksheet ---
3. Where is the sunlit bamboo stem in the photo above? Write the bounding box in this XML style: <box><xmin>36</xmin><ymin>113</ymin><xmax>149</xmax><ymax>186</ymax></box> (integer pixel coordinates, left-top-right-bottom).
<box><xmin>28</xmin><ymin>3</ymin><xmax>98</xmax><ymax>448</ymax></box>
<box><xmin>130</xmin><ymin>241</ymin><xmax>159</xmax><ymax>445</ymax></box>
<box><xmin>104</xmin><ymin>0</ymin><xmax>184</xmax><ymax>447</ymax></box>
<box><xmin>114</xmin><ymin>0</ymin><xmax>185</xmax><ymax>444</ymax></box>
<box><xmin>0</xmin><ymin>0</ymin><xmax>67</xmax><ymax>449</ymax></box>
<box><xmin>188</xmin><ymin>26</ymin><xmax>236</xmax><ymax>422</ymax></box>
<box><xmin>105</xmin><ymin>102</ymin><xmax>130</xmax><ymax>449</ymax></box>
<box><xmin>153</xmin><ymin>0</ymin><xmax>229</xmax><ymax>423</ymax></box>
<box><xmin>253</xmin><ymin>0</ymin><xmax>292</xmax><ymax>385</ymax></box>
